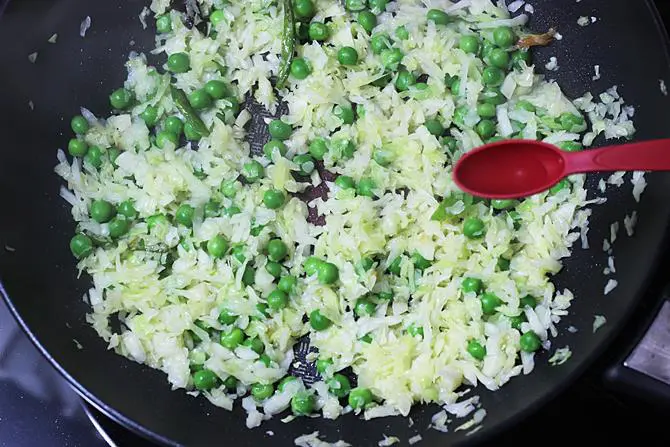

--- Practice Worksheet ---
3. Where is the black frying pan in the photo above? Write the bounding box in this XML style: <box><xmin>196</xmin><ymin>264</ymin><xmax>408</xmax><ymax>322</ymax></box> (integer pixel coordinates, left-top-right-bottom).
<box><xmin>1</xmin><ymin>0</ymin><xmax>670</xmax><ymax>445</ymax></box>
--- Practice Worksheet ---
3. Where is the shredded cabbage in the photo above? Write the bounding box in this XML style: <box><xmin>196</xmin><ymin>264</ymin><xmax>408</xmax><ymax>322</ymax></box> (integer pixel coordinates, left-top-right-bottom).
<box><xmin>55</xmin><ymin>0</ymin><xmax>636</xmax><ymax>431</ymax></box>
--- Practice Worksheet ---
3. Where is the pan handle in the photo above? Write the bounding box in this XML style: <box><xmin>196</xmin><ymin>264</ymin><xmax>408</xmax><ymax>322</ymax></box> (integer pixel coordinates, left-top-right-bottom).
<box><xmin>603</xmin><ymin>294</ymin><xmax>670</xmax><ymax>406</ymax></box>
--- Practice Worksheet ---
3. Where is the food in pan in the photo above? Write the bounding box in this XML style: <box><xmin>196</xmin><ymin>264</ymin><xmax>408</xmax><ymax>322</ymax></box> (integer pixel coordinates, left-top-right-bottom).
<box><xmin>55</xmin><ymin>0</ymin><xmax>634</xmax><ymax>427</ymax></box>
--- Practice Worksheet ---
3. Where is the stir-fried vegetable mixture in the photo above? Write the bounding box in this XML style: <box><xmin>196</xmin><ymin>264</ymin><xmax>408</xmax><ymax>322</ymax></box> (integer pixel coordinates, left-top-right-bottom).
<box><xmin>55</xmin><ymin>0</ymin><xmax>630</xmax><ymax>427</ymax></box>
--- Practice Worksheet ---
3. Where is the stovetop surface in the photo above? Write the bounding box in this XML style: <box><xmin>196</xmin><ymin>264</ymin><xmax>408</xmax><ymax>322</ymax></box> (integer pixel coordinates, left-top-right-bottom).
<box><xmin>2</xmin><ymin>1</ymin><xmax>670</xmax><ymax>446</ymax></box>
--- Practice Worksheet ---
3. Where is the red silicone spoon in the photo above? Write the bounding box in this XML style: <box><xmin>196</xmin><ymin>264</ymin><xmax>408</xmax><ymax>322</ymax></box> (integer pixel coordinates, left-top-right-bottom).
<box><xmin>452</xmin><ymin>139</ymin><xmax>670</xmax><ymax>199</ymax></box>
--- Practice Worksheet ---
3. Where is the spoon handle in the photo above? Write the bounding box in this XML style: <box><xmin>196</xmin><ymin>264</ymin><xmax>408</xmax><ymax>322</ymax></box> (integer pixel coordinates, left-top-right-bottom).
<box><xmin>564</xmin><ymin>138</ymin><xmax>670</xmax><ymax>173</ymax></box>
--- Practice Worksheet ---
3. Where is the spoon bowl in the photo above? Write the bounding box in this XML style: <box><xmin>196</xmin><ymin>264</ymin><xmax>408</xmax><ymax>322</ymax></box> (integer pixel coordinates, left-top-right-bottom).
<box><xmin>452</xmin><ymin>138</ymin><xmax>670</xmax><ymax>199</ymax></box>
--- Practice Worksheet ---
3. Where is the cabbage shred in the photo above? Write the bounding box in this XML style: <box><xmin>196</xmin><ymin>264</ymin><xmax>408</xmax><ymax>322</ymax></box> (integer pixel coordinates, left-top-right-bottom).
<box><xmin>55</xmin><ymin>0</ymin><xmax>633</xmax><ymax>427</ymax></box>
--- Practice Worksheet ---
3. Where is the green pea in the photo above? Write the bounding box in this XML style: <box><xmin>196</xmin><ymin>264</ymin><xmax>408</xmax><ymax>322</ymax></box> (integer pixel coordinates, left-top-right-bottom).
<box><xmin>467</xmin><ymin>340</ymin><xmax>486</xmax><ymax>360</ymax></box>
<box><xmin>265</xmin><ymin>261</ymin><xmax>282</xmax><ymax>279</ymax></box>
<box><xmin>337</xmin><ymin>46</ymin><xmax>359</xmax><ymax>65</ymax></box>
<box><xmin>427</xmin><ymin>9</ymin><xmax>450</xmax><ymax>25</ymax></box>
<box><xmin>90</xmin><ymin>200</ymin><xmax>115</xmax><ymax>223</ymax></box>
<box><xmin>183</xmin><ymin>122</ymin><xmax>202</xmax><ymax>141</ymax></box>
<box><xmin>328</xmin><ymin>374</ymin><xmax>351</xmax><ymax>398</ymax></box>
<box><xmin>335</xmin><ymin>175</ymin><xmax>355</xmax><ymax>189</ymax></box>
<box><xmin>204</xmin><ymin>200</ymin><xmax>220</xmax><ymax>218</ymax></box>
<box><xmin>209</xmin><ymin>9</ymin><xmax>225</xmax><ymax>26</ymax></box>
<box><xmin>395</xmin><ymin>70</ymin><xmax>416</xmax><ymax>92</ymax></box>
<box><xmin>345</xmin><ymin>0</ymin><xmax>366</xmax><ymax>11</ymax></box>
<box><xmin>450</xmin><ymin>77</ymin><xmax>462</xmax><ymax>96</ymax></box>
<box><xmin>220</xmin><ymin>179</ymin><xmax>238</xmax><ymax>198</ymax></box>
<box><xmin>358</xmin><ymin>10</ymin><xmax>377</xmax><ymax>34</ymax></box>
<box><xmin>463</xmin><ymin>217</ymin><xmax>485</xmax><ymax>239</ymax></box>
<box><xmin>84</xmin><ymin>145</ymin><xmax>103</xmax><ymax>169</ymax></box>
<box><xmin>348</xmin><ymin>387</ymin><xmax>373</xmax><ymax>409</ymax></box>
<box><xmin>68</xmin><ymin>138</ymin><xmax>88</xmax><ymax>157</ymax></box>
<box><xmin>308</xmin><ymin>22</ymin><xmax>329</xmax><ymax>41</ymax></box>
<box><xmin>481</xmin><ymin>292</ymin><xmax>502</xmax><ymax>315</ymax></box>
<box><xmin>70</xmin><ymin>233</ymin><xmax>93</xmax><ymax>259</ymax></box>
<box><xmin>304</xmin><ymin>256</ymin><xmax>324</xmax><ymax>276</ymax></box>
<box><xmin>442</xmin><ymin>136</ymin><xmax>458</xmax><ymax>152</ymax></box>
<box><xmin>476</xmin><ymin>102</ymin><xmax>497</xmax><ymax>119</ymax></box>
<box><xmin>407</xmin><ymin>324</ymin><xmax>424</xmax><ymax>338</ymax></box>
<box><xmin>167</xmin><ymin>52</ymin><xmax>190</xmax><ymax>73</ymax></box>
<box><xmin>108</xmin><ymin>217</ymin><xmax>130</xmax><ymax>238</ymax></box>
<box><xmin>71</xmin><ymin>115</ymin><xmax>89</xmax><ymax>134</ymax></box>
<box><xmin>193</xmin><ymin>369</ymin><xmax>218</xmax><ymax>390</ymax></box>
<box><xmin>354</xmin><ymin>298</ymin><xmax>376</xmax><ymax>317</ymax></box>
<box><xmin>146</xmin><ymin>214</ymin><xmax>168</xmax><ymax>230</ymax></box>
<box><xmin>156</xmin><ymin>131</ymin><xmax>179</xmax><ymax>149</ymax></box>
<box><xmin>242</xmin><ymin>267</ymin><xmax>256</xmax><ymax>286</ymax></box>
<box><xmin>370</xmin><ymin>33</ymin><xmax>390</xmax><ymax>55</ymax></box>
<box><xmin>482</xmin><ymin>67</ymin><xmax>505</xmax><ymax>87</ymax></box>
<box><xmin>188</xmin><ymin>89</ymin><xmax>212</xmax><ymax>110</ymax></box>
<box><xmin>493</xmin><ymin>27</ymin><xmax>515</xmax><ymax>48</ymax></box>
<box><xmin>289</xmin><ymin>391</ymin><xmax>315</xmax><ymax>415</ymax></box>
<box><xmin>558</xmin><ymin>113</ymin><xmax>585</xmax><ymax>131</ymax></box>
<box><xmin>520</xmin><ymin>294</ymin><xmax>538</xmax><ymax>308</ymax></box>
<box><xmin>251</xmin><ymin>383</ymin><xmax>274</xmax><ymax>400</ymax></box>
<box><xmin>109</xmin><ymin>88</ymin><xmax>133</xmax><ymax>110</ymax></box>
<box><xmin>393</xmin><ymin>25</ymin><xmax>409</xmax><ymax>40</ymax></box>
<box><xmin>278</xmin><ymin>376</ymin><xmax>298</xmax><ymax>392</ymax></box>
<box><xmin>117</xmin><ymin>200</ymin><xmax>137</xmax><ymax>219</ymax></box>
<box><xmin>423</xmin><ymin>118</ymin><xmax>444</xmax><ymax>137</ymax></box>
<box><xmin>510</xmin><ymin>313</ymin><xmax>526</xmax><ymax>330</ymax></box>
<box><xmin>476</xmin><ymin>119</ymin><xmax>496</xmax><ymax>139</ymax></box>
<box><xmin>381</xmin><ymin>48</ymin><xmax>403</xmax><ymax>70</ymax></box>
<box><xmin>173</xmin><ymin>204</ymin><xmax>194</xmax><ymax>227</ymax></box>
<box><xmin>316</xmin><ymin>358</ymin><xmax>333</xmax><ymax>374</ymax></box>
<box><xmin>333</xmin><ymin>104</ymin><xmax>355</xmax><ymax>125</ymax></box>
<box><xmin>218</xmin><ymin>308</ymin><xmax>238</xmax><ymax>325</ymax></box>
<box><xmin>377</xmin><ymin>291</ymin><xmax>393</xmax><ymax>301</ymax></box>
<box><xmin>223</xmin><ymin>376</ymin><xmax>238</xmax><ymax>391</ymax></box>
<box><xmin>156</xmin><ymin>14</ymin><xmax>172</xmax><ymax>33</ymax></box>
<box><xmin>278</xmin><ymin>275</ymin><xmax>297</xmax><ymax>294</ymax></box>
<box><xmin>411</xmin><ymin>252</ymin><xmax>432</xmax><ymax>270</ymax></box>
<box><xmin>228</xmin><ymin>244</ymin><xmax>245</xmax><ymax>263</ymax></box>
<box><xmin>491</xmin><ymin>199</ymin><xmax>516</xmax><ymax>210</ymax></box>
<box><xmin>309</xmin><ymin>138</ymin><xmax>328</xmax><ymax>160</ymax></box>
<box><xmin>263</xmin><ymin>139</ymin><xmax>287</xmax><ymax>158</ymax></box>
<box><xmin>309</xmin><ymin>310</ymin><xmax>332</xmax><ymax>331</ymax></box>
<box><xmin>488</xmin><ymin>48</ymin><xmax>510</xmax><ymax>69</ymax></box>
<box><xmin>369</xmin><ymin>0</ymin><xmax>387</xmax><ymax>13</ymax></box>
<box><xmin>520</xmin><ymin>331</ymin><xmax>542</xmax><ymax>352</ymax></box>
<box><xmin>203</xmin><ymin>80</ymin><xmax>228</xmax><ymax>100</ymax></box>
<box><xmin>294</xmin><ymin>0</ymin><xmax>315</xmax><ymax>19</ymax></box>
<box><xmin>356</xmin><ymin>178</ymin><xmax>375</xmax><ymax>198</ymax></box>
<box><xmin>558</xmin><ymin>141</ymin><xmax>583</xmax><ymax>152</ymax></box>
<box><xmin>138</xmin><ymin>107</ymin><xmax>157</xmax><ymax>128</ymax></box>
<box><xmin>481</xmin><ymin>88</ymin><xmax>506</xmax><ymax>105</ymax></box>
<box><xmin>461</xmin><ymin>277</ymin><xmax>483</xmax><ymax>294</ymax></box>
<box><xmin>550</xmin><ymin>179</ymin><xmax>570</xmax><ymax>194</ymax></box>
<box><xmin>207</xmin><ymin>235</ymin><xmax>228</xmax><ymax>258</ymax></box>
<box><xmin>268</xmin><ymin>119</ymin><xmax>292</xmax><ymax>140</ymax></box>
<box><xmin>317</xmin><ymin>262</ymin><xmax>339</xmax><ymax>284</ymax></box>
<box><xmin>220</xmin><ymin>327</ymin><xmax>245</xmax><ymax>350</ymax></box>
<box><xmin>258</xmin><ymin>354</ymin><xmax>272</xmax><ymax>367</ymax></box>
<box><xmin>263</xmin><ymin>189</ymin><xmax>285</xmax><ymax>210</ymax></box>
<box><xmin>267</xmin><ymin>239</ymin><xmax>288</xmax><ymax>262</ymax></box>
<box><xmin>387</xmin><ymin>256</ymin><xmax>402</xmax><ymax>275</ymax></box>
<box><xmin>290</xmin><ymin>58</ymin><xmax>312</xmax><ymax>80</ymax></box>
<box><xmin>242</xmin><ymin>160</ymin><xmax>264</xmax><ymax>182</ymax></box>
<box><xmin>511</xmin><ymin>49</ymin><xmax>531</xmax><ymax>70</ymax></box>
<box><xmin>268</xmin><ymin>289</ymin><xmax>288</xmax><ymax>310</ymax></box>
<box><xmin>459</xmin><ymin>35</ymin><xmax>479</xmax><ymax>54</ymax></box>
<box><xmin>242</xmin><ymin>337</ymin><xmax>265</xmax><ymax>355</ymax></box>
